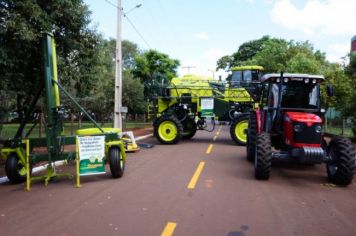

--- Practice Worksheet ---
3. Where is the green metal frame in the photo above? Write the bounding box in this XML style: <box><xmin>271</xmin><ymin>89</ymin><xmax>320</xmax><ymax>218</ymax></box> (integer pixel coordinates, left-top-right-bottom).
<box><xmin>0</xmin><ymin>33</ymin><xmax>125</xmax><ymax>189</ymax></box>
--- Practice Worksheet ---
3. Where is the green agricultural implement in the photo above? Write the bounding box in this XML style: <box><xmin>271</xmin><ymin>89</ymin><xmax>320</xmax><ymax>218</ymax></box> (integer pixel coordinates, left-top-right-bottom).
<box><xmin>0</xmin><ymin>33</ymin><xmax>126</xmax><ymax>187</ymax></box>
<box><xmin>150</xmin><ymin>66</ymin><xmax>263</xmax><ymax>145</ymax></box>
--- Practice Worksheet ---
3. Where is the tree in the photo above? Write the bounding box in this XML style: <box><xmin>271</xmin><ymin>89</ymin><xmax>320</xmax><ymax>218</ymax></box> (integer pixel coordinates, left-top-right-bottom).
<box><xmin>344</xmin><ymin>52</ymin><xmax>356</xmax><ymax>136</ymax></box>
<box><xmin>0</xmin><ymin>0</ymin><xmax>97</xmax><ymax>123</ymax></box>
<box><xmin>216</xmin><ymin>36</ymin><xmax>271</xmax><ymax>70</ymax></box>
<box><xmin>122</xmin><ymin>40</ymin><xmax>140</xmax><ymax>71</ymax></box>
<box><xmin>246</xmin><ymin>38</ymin><xmax>289</xmax><ymax>72</ymax></box>
<box><xmin>217</xmin><ymin>36</ymin><xmax>327</xmax><ymax>74</ymax></box>
<box><xmin>122</xmin><ymin>71</ymin><xmax>145</xmax><ymax>115</ymax></box>
<box><xmin>132</xmin><ymin>49</ymin><xmax>180</xmax><ymax>99</ymax></box>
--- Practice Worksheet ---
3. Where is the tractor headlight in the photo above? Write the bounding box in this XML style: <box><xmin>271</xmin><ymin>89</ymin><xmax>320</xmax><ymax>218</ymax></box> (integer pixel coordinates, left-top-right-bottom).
<box><xmin>283</xmin><ymin>77</ymin><xmax>289</xmax><ymax>83</ymax></box>
<box><xmin>304</xmin><ymin>78</ymin><xmax>310</xmax><ymax>83</ymax></box>
<box><xmin>312</xmin><ymin>79</ymin><xmax>317</xmax><ymax>84</ymax></box>
<box><xmin>315</xmin><ymin>124</ymin><xmax>322</xmax><ymax>133</ymax></box>
<box><xmin>294</xmin><ymin>124</ymin><xmax>303</xmax><ymax>132</ymax></box>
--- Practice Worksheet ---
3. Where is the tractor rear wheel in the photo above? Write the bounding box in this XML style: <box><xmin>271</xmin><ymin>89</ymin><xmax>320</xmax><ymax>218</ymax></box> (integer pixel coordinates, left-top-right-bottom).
<box><xmin>246</xmin><ymin>112</ymin><xmax>257</xmax><ymax>162</ymax></box>
<box><xmin>182</xmin><ymin>117</ymin><xmax>197</xmax><ymax>139</ymax></box>
<box><xmin>254</xmin><ymin>132</ymin><xmax>272</xmax><ymax>180</ymax></box>
<box><xmin>109</xmin><ymin>146</ymin><xmax>125</xmax><ymax>178</ymax></box>
<box><xmin>154</xmin><ymin>116</ymin><xmax>183</xmax><ymax>144</ymax></box>
<box><xmin>230</xmin><ymin>116</ymin><xmax>249</xmax><ymax>145</ymax></box>
<box><xmin>5</xmin><ymin>153</ymin><xmax>31</xmax><ymax>184</ymax></box>
<box><xmin>326</xmin><ymin>137</ymin><xmax>355</xmax><ymax>186</ymax></box>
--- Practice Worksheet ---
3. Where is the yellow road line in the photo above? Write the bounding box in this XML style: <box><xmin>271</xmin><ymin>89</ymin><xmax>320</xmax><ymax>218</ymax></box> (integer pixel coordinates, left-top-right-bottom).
<box><xmin>161</xmin><ymin>222</ymin><xmax>177</xmax><ymax>236</ymax></box>
<box><xmin>187</xmin><ymin>161</ymin><xmax>205</xmax><ymax>189</ymax></box>
<box><xmin>206</xmin><ymin>144</ymin><xmax>213</xmax><ymax>154</ymax></box>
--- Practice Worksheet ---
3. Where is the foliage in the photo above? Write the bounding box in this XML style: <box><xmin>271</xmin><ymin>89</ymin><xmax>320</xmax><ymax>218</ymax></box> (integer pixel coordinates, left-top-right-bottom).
<box><xmin>217</xmin><ymin>36</ymin><xmax>271</xmax><ymax>70</ymax></box>
<box><xmin>217</xmin><ymin>36</ymin><xmax>327</xmax><ymax>74</ymax></box>
<box><xmin>0</xmin><ymin>0</ymin><xmax>96</xmax><ymax>122</ymax></box>
<box><xmin>133</xmin><ymin>49</ymin><xmax>180</xmax><ymax>82</ymax></box>
<box><xmin>132</xmin><ymin>49</ymin><xmax>180</xmax><ymax>99</ymax></box>
<box><xmin>122</xmin><ymin>71</ymin><xmax>146</xmax><ymax>114</ymax></box>
<box><xmin>122</xmin><ymin>40</ymin><xmax>141</xmax><ymax>70</ymax></box>
<box><xmin>343</xmin><ymin>52</ymin><xmax>356</xmax><ymax>136</ymax></box>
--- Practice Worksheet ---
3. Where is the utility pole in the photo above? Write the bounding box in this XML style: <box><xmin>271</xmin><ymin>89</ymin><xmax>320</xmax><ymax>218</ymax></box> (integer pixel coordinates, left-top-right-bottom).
<box><xmin>208</xmin><ymin>69</ymin><xmax>215</xmax><ymax>80</ymax></box>
<box><xmin>114</xmin><ymin>0</ymin><xmax>123</xmax><ymax>130</ymax></box>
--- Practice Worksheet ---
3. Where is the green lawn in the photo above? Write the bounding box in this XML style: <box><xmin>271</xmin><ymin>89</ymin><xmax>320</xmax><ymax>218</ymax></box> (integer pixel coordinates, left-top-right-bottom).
<box><xmin>0</xmin><ymin>121</ymin><xmax>152</xmax><ymax>139</ymax></box>
<box><xmin>325</xmin><ymin>126</ymin><xmax>354</xmax><ymax>138</ymax></box>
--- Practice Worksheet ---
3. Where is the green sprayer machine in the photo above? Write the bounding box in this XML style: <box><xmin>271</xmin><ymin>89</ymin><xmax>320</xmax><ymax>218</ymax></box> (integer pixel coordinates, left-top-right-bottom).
<box><xmin>0</xmin><ymin>34</ymin><xmax>126</xmax><ymax>188</ymax></box>
<box><xmin>150</xmin><ymin>66</ymin><xmax>264</xmax><ymax>145</ymax></box>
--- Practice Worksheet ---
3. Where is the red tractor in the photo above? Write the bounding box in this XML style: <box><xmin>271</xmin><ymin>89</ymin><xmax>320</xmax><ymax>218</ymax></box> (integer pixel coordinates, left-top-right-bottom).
<box><xmin>247</xmin><ymin>73</ymin><xmax>355</xmax><ymax>185</ymax></box>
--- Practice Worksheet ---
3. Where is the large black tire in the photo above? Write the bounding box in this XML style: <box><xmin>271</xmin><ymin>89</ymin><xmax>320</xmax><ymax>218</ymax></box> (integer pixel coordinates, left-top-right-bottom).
<box><xmin>246</xmin><ymin>112</ymin><xmax>257</xmax><ymax>162</ymax></box>
<box><xmin>109</xmin><ymin>146</ymin><xmax>125</xmax><ymax>178</ymax></box>
<box><xmin>182</xmin><ymin>117</ymin><xmax>197</xmax><ymax>139</ymax></box>
<box><xmin>5</xmin><ymin>153</ymin><xmax>31</xmax><ymax>184</ymax></box>
<box><xmin>230</xmin><ymin>116</ymin><xmax>249</xmax><ymax>145</ymax></box>
<box><xmin>326</xmin><ymin>137</ymin><xmax>355</xmax><ymax>186</ymax></box>
<box><xmin>154</xmin><ymin>116</ymin><xmax>183</xmax><ymax>144</ymax></box>
<box><xmin>254</xmin><ymin>132</ymin><xmax>272</xmax><ymax>180</ymax></box>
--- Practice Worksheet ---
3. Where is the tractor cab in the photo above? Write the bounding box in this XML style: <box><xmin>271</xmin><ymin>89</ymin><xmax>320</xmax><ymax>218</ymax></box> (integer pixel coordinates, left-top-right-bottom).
<box><xmin>261</xmin><ymin>73</ymin><xmax>324</xmax><ymax>144</ymax></box>
<box><xmin>230</xmin><ymin>65</ymin><xmax>263</xmax><ymax>99</ymax></box>
<box><xmin>247</xmin><ymin>73</ymin><xmax>355</xmax><ymax>185</ymax></box>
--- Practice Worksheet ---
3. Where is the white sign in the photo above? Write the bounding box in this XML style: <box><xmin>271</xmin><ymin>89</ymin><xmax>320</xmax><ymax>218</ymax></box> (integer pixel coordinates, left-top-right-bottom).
<box><xmin>201</xmin><ymin>97</ymin><xmax>214</xmax><ymax>110</ymax></box>
<box><xmin>77</xmin><ymin>136</ymin><xmax>106</xmax><ymax>175</ymax></box>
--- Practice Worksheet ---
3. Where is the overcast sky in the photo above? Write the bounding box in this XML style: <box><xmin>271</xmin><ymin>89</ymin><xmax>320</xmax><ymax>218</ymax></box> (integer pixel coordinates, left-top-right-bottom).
<box><xmin>84</xmin><ymin>0</ymin><xmax>356</xmax><ymax>78</ymax></box>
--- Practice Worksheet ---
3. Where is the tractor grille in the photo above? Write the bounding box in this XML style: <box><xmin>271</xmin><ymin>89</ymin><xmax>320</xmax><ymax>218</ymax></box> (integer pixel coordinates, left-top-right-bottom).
<box><xmin>293</xmin><ymin>122</ymin><xmax>321</xmax><ymax>144</ymax></box>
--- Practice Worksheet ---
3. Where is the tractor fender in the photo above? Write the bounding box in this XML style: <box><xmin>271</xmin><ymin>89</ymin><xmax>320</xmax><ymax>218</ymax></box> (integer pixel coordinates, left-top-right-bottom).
<box><xmin>254</xmin><ymin>109</ymin><xmax>262</xmax><ymax>133</ymax></box>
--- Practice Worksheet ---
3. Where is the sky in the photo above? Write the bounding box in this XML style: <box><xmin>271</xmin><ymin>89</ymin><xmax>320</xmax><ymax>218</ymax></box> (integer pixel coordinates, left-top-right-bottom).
<box><xmin>84</xmin><ymin>0</ymin><xmax>356</xmax><ymax>79</ymax></box>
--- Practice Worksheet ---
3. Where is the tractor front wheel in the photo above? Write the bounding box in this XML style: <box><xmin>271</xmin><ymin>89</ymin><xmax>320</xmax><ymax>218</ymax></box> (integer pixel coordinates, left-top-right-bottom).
<box><xmin>154</xmin><ymin>116</ymin><xmax>183</xmax><ymax>144</ymax></box>
<box><xmin>326</xmin><ymin>137</ymin><xmax>355</xmax><ymax>186</ymax></box>
<box><xmin>230</xmin><ymin>116</ymin><xmax>249</xmax><ymax>145</ymax></box>
<box><xmin>182</xmin><ymin>117</ymin><xmax>197</xmax><ymax>139</ymax></box>
<box><xmin>109</xmin><ymin>146</ymin><xmax>125</xmax><ymax>178</ymax></box>
<box><xmin>5</xmin><ymin>153</ymin><xmax>31</xmax><ymax>184</ymax></box>
<box><xmin>254</xmin><ymin>132</ymin><xmax>272</xmax><ymax>180</ymax></box>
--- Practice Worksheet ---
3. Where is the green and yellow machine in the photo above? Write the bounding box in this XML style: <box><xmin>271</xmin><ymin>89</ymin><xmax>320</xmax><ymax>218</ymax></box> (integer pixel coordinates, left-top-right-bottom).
<box><xmin>0</xmin><ymin>33</ymin><xmax>126</xmax><ymax>187</ymax></box>
<box><xmin>151</xmin><ymin>66</ymin><xmax>263</xmax><ymax>145</ymax></box>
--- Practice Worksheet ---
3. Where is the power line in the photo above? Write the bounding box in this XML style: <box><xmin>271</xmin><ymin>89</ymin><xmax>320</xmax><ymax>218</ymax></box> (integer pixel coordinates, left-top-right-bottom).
<box><xmin>104</xmin><ymin>0</ymin><xmax>151</xmax><ymax>48</ymax></box>
<box><xmin>122</xmin><ymin>14</ymin><xmax>151</xmax><ymax>48</ymax></box>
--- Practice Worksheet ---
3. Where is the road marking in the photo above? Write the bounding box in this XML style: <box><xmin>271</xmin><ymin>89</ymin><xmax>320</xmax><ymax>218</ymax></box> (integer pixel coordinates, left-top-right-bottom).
<box><xmin>161</xmin><ymin>222</ymin><xmax>177</xmax><ymax>236</ymax></box>
<box><xmin>216</xmin><ymin>126</ymin><xmax>222</xmax><ymax>135</ymax></box>
<box><xmin>187</xmin><ymin>161</ymin><xmax>205</xmax><ymax>189</ymax></box>
<box><xmin>206</xmin><ymin>144</ymin><xmax>213</xmax><ymax>154</ymax></box>
<box><xmin>213</xmin><ymin>135</ymin><xmax>217</xmax><ymax>141</ymax></box>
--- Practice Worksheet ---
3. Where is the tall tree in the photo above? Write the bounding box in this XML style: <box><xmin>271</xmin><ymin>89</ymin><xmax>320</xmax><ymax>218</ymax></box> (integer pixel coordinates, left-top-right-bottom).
<box><xmin>132</xmin><ymin>49</ymin><xmax>180</xmax><ymax>99</ymax></box>
<box><xmin>216</xmin><ymin>35</ymin><xmax>271</xmax><ymax>70</ymax></box>
<box><xmin>0</xmin><ymin>0</ymin><xmax>97</xmax><ymax>122</ymax></box>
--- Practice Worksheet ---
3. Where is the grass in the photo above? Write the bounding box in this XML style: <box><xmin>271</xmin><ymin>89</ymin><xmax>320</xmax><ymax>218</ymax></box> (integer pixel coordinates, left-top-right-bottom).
<box><xmin>325</xmin><ymin>126</ymin><xmax>354</xmax><ymax>138</ymax></box>
<box><xmin>0</xmin><ymin>121</ymin><xmax>152</xmax><ymax>140</ymax></box>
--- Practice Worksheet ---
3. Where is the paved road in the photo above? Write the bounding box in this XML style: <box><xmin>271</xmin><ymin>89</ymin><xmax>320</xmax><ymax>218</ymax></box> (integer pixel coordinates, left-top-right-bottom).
<box><xmin>0</xmin><ymin>125</ymin><xmax>356</xmax><ymax>236</ymax></box>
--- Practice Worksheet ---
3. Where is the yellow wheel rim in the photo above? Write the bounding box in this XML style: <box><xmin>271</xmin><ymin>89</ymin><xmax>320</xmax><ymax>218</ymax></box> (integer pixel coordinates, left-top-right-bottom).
<box><xmin>18</xmin><ymin>166</ymin><xmax>26</xmax><ymax>176</ymax></box>
<box><xmin>235</xmin><ymin>120</ymin><xmax>248</xmax><ymax>143</ymax></box>
<box><xmin>158</xmin><ymin>121</ymin><xmax>178</xmax><ymax>142</ymax></box>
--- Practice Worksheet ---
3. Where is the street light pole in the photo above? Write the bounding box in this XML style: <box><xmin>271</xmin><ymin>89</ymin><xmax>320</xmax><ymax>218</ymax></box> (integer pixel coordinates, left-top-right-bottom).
<box><xmin>114</xmin><ymin>0</ymin><xmax>123</xmax><ymax>130</ymax></box>
<box><xmin>208</xmin><ymin>69</ymin><xmax>215</xmax><ymax>80</ymax></box>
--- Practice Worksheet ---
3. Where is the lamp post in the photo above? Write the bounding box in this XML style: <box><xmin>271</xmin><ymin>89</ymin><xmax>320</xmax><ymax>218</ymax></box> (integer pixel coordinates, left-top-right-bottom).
<box><xmin>208</xmin><ymin>69</ymin><xmax>215</xmax><ymax>80</ymax></box>
<box><xmin>114</xmin><ymin>1</ymin><xmax>141</xmax><ymax>130</ymax></box>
